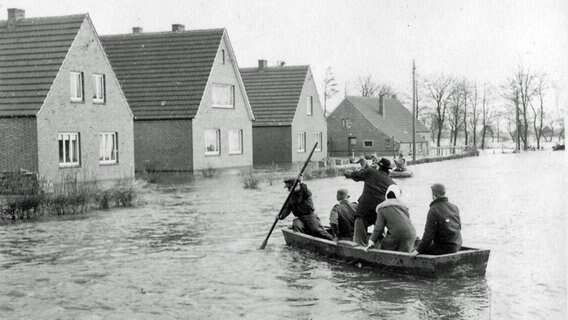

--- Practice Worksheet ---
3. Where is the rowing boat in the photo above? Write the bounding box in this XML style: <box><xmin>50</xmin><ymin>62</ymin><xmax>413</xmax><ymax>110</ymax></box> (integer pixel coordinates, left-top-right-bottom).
<box><xmin>282</xmin><ymin>228</ymin><xmax>490</xmax><ymax>278</ymax></box>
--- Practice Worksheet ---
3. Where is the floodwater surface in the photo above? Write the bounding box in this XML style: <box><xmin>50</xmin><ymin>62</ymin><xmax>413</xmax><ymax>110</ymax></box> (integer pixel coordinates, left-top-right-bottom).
<box><xmin>0</xmin><ymin>151</ymin><xmax>566</xmax><ymax>319</ymax></box>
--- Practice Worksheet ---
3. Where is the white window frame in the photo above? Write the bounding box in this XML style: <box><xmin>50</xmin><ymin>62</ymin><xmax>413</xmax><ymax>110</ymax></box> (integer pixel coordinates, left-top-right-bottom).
<box><xmin>385</xmin><ymin>139</ymin><xmax>391</xmax><ymax>148</ymax></box>
<box><xmin>314</xmin><ymin>132</ymin><xmax>322</xmax><ymax>151</ymax></box>
<box><xmin>212</xmin><ymin>83</ymin><xmax>235</xmax><ymax>109</ymax></box>
<box><xmin>228</xmin><ymin>129</ymin><xmax>243</xmax><ymax>155</ymax></box>
<box><xmin>99</xmin><ymin>132</ymin><xmax>118</xmax><ymax>164</ymax></box>
<box><xmin>58</xmin><ymin>133</ymin><xmax>80</xmax><ymax>167</ymax></box>
<box><xmin>205</xmin><ymin>129</ymin><xmax>221</xmax><ymax>155</ymax></box>
<box><xmin>93</xmin><ymin>74</ymin><xmax>106</xmax><ymax>104</ymax></box>
<box><xmin>297</xmin><ymin>132</ymin><xmax>306</xmax><ymax>153</ymax></box>
<box><xmin>307</xmin><ymin>96</ymin><xmax>313</xmax><ymax>115</ymax></box>
<box><xmin>70</xmin><ymin>72</ymin><xmax>83</xmax><ymax>102</ymax></box>
<box><xmin>221</xmin><ymin>49</ymin><xmax>226</xmax><ymax>64</ymax></box>
<box><xmin>364</xmin><ymin>140</ymin><xmax>374</xmax><ymax>148</ymax></box>
<box><xmin>342</xmin><ymin>119</ymin><xmax>351</xmax><ymax>129</ymax></box>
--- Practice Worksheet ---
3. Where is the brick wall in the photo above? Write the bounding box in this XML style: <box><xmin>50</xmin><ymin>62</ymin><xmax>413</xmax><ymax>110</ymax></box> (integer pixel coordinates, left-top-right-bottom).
<box><xmin>135</xmin><ymin>119</ymin><xmax>193</xmax><ymax>171</ymax></box>
<box><xmin>252</xmin><ymin>126</ymin><xmax>292</xmax><ymax>164</ymax></box>
<box><xmin>0</xmin><ymin>118</ymin><xmax>38</xmax><ymax>173</ymax></box>
<box><xmin>36</xmin><ymin>18</ymin><xmax>135</xmax><ymax>185</ymax></box>
<box><xmin>327</xmin><ymin>99</ymin><xmax>391</xmax><ymax>157</ymax></box>
<box><xmin>0</xmin><ymin>170</ymin><xmax>39</xmax><ymax>195</ymax></box>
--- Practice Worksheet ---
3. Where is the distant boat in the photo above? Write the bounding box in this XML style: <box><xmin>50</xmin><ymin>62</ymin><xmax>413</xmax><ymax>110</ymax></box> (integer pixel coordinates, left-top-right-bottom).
<box><xmin>552</xmin><ymin>144</ymin><xmax>565</xmax><ymax>151</ymax></box>
<box><xmin>390</xmin><ymin>170</ymin><xmax>413</xmax><ymax>178</ymax></box>
<box><xmin>282</xmin><ymin>228</ymin><xmax>490</xmax><ymax>278</ymax></box>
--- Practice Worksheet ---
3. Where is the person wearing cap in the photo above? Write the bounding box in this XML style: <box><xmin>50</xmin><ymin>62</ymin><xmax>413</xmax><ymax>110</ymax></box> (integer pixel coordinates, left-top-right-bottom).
<box><xmin>329</xmin><ymin>189</ymin><xmax>357</xmax><ymax>241</ymax></box>
<box><xmin>364</xmin><ymin>185</ymin><xmax>416</xmax><ymax>253</ymax></box>
<box><xmin>410</xmin><ymin>183</ymin><xmax>462</xmax><ymax>257</ymax></box>
<box><xmin>279</xmin><ymin>176</ymin><xmax>334</xmax><ymax>240</ymax></box>
<box><xmin>343</xmin><ymin>157</ymin><xmax>396</xmax><ymax>246</ymax></box>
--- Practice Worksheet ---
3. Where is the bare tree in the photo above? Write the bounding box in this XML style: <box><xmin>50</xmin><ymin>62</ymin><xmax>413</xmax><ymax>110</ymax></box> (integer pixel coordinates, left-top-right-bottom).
<box><xmin>425</xmin><ymin>74</ymin><xmax>454</xmax><ymax>147</ymax></box>
<box><xmin>322</xmin><ymin>67</ymin><xmax>339</xmax><ymax>117</ymax></box>
<box><xmin>448</xmin><ymin>83</ymin><xmax>464</xmax><ymax>148</ymax></box>
<box><xmin>504</xmin><ymin>65</ymin><xmax>538</xmax><ymax>150</ymax></box>
<box><xmin>479</xmin><ymin>85</ymin><xmax>492</xmax><ymax>149</ymax></box>
<box><xmin>470</xmin><ymin>83</ymin><xmax>480</xmax><ymax>148</ymax></box>
<box><xmin>355</xmin><ymin>74</ymin><xmax>397</xmax><ymax>97</ymax></box>
<box><xmin>530</xmin><ymin>73</ymin><xmax>547</xmax><ymax>149</ymax></box>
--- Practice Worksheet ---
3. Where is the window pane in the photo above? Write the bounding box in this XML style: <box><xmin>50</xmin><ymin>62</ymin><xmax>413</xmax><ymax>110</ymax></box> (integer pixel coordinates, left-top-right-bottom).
<box><xmin>205</xmin><ymin>130</ymin><xmax>219</xmax><ymax>154</ymax></box>
<box><xmin>59</xmin><ymin>137</ymin><xmax>64</xmax><ymax>163</ymax></box>
<box><xmin>71</xmin><ymin>135</ymin><xmax>78</xmax><ymax>163</ymax></box>
<box><xmin>229</xmin><ymin>130</ymin><xmax>242</xmax><ymax>154</ymax></box>
<box><xmin>212</xmin><ymin>84</ymin><xmax>234</xmax><ymax>108</ymax></box>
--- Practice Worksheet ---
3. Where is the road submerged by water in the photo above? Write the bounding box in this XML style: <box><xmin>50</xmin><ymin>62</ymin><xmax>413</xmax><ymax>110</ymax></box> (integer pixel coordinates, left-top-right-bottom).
<box><xmin>0</xmin><ymin>151</ymin><xmax>566</xmax><ymax>319</ymax></box>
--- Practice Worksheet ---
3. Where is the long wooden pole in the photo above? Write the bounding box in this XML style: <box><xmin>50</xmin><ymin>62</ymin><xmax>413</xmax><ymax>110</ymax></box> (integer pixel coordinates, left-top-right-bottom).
<box><xmin>259</xmin><ymin>142</ymin><xmax>319</xmax><ymax>250</ymax></box>
<box><xmin>412</xmin><ymin>60</ymin><xmax>417</xmax><ymax>162</ymax></box>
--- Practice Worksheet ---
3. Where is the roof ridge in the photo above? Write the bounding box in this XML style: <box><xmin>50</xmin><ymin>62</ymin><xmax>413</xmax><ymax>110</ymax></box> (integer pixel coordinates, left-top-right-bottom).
<box><xmin>0</xmin><ymin>13</ymin><xmax>87</xmax><ymax>23</ymax></box>
<box><xmin>100</xmin><ymin>28</ymin><xmax>225</xmax><ymax>38</ymax></box>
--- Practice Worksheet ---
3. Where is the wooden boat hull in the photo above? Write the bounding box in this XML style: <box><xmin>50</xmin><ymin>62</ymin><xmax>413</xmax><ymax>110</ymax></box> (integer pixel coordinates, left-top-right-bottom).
<box><xmin>282</xmin><ymin>228</ymin><xmax>490</xmax><ymax>278</ymax></box>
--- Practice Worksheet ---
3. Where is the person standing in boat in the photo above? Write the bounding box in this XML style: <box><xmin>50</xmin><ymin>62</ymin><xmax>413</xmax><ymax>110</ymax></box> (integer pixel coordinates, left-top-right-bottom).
<box><xmin>329</xmin><ymin>189</ymin><xmax>357</xmax><ymax>241</ymax></box>
<box><xmin>279</xmin><ymin>177</ymin><xmax>334</xmax><ymax>240</ymax></box>
<box><xmin>410</xmin><ymin>183</ymin><xmax>462</xmax><ymax>257</ymax></box>
<box><xmin>364</xmin><ymin>184</ymin><xmax>416</xmax><ymax>253</ymax></box>
<box><xmin>344</xmin><ymin>157</ymin><xmax>395</xmax><ymax>246</ymax></box>
<box><xmin>393</xmin><ymin>153</ymin><xmax>407</xmax><ymax>172</ymax></box>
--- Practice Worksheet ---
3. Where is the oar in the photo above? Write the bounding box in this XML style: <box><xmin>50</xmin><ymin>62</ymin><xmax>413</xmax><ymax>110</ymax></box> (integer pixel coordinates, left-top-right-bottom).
<box><xmin>259</xmin><ymin>142</ymin><xmax>319</xmax><ymax>250</ymax></box>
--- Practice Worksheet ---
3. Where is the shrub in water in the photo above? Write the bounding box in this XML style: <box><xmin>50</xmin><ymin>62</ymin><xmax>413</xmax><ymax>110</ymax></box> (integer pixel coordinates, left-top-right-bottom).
<box><xmin>242</xmin><ymin>171</ymin><xmax>261</xmax><ymax>189</ymax></box>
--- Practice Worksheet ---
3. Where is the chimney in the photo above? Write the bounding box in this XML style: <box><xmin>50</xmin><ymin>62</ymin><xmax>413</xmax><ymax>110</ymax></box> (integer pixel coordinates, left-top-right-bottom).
<box><xmin>258</xmin><ymin>59</ymin><xmax>268</xmax><ymax>71</ymax></box>
<box><xmin>172</xmin><ymin>24</ymin><xmax>185</xmax><ymax>32</ymax></box>
<box><xmin>379</xmin><ymin>94</ymin><xmax>385</xmax><ymax>117</ymax></box>
<box><xmin>7</xmin><ymin>8</ymin><xmax>25</xmax><ymax>26</ymax></box>
<box><xmin>132</xmin><ymin>27</ymin><xmax>143</xmax><ymax>34</ymax></box>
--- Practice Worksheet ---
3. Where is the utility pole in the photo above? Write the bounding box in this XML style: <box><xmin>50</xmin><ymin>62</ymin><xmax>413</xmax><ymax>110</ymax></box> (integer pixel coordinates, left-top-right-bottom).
<box><xmin>412</xmin><ymin>60</ymin><xmax>417</xmax><ymax>162</ymax></box>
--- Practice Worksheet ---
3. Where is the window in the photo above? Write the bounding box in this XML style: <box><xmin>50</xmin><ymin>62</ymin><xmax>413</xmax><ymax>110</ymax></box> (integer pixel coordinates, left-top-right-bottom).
<box><xmin>205</xmin><ymin>129</ymin><xmax>221</xmax><ymax>155</ymax></box>
<box><xmin>364</xmin><ymin>140</ymin><xmax>374</xmax><ymax>148</ymax></box>
<box><xmin>93</xmin><ymin>74</ymin><xmax>106</xmax><ymax>103</ymax></box>
<box><xmin>212</xmin><ymin>83</ymin><xmax>235</xmax><ymax>108</ymax></box>
<box><xmin>228</xmin><ymin>129</ymin><xmax>243</xmax><ymax>154</ymax></box>
<box><xmin>58</xmin><ymin>133</ymin><xmax>80</xmax><ymax>166</ymax></box>
<box><xmin>297</xmin><ymin>132</ymin><xmax>306</xmax><ymax>152</ymax></box>
<box><xmin>221</xmin><ymin>49</ymin><xmax>226</xmax><ymax>64</ymax></box>
<box><xmin>342</xmin><ymin>119</ymin><xmax>351</xmax><ymax>129</ymax></box>
<box><xmin>307</xmin><ymin>96</ymin><xmax>313</xmax><ymax>115</ymax></box>
<box><xmin>314</xmin><ymin>132</ymin><xmax>323</xmax><ymax>151</ymax></box>
<box><xmin>70</xmin><ymin>72</ymin><xmax>83</xmax><ymax>102</ymax></box>
<box><xmin>385</xmin><ymin>139</ymin><xmax>391</xmax><ymax>148</ymax></box>
<box><xmin>99</xmin><ymin>132</ymin><xmax>118</xmax><ymax>164</ymax></box>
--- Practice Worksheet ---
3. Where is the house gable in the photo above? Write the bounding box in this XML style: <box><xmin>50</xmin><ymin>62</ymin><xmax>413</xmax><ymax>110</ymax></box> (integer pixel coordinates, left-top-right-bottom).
<box><xmin>35</xmin><ymin>15</ymin><xmax>134</xmax><ymax>184</ymax></box>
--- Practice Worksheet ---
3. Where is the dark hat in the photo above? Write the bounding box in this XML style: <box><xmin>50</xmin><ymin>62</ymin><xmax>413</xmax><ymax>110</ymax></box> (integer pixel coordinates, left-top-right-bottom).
<box><xmin>377</xmin><ymin>158</ymin><xmax>391</xmax><ymax>169</ymax></box>
<box><xmin>336</xmin><ymin>188</ymin><xmax>349</xmax><ymax>198</ymax></box>
<box><xmin>431</xmin><ymin>183</ymin><xmax>446</xmax><ymax>195</ymax></box>
<box><xmin>283</xmin><ymin>177</ymin><xmax>296</xmax><ymax>185</ymax></box>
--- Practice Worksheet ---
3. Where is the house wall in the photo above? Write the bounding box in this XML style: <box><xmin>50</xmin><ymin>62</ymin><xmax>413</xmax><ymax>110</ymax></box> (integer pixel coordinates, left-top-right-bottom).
<box><xmin>36</xmin><ymin>19</ymin><xmax>134</xmax><ymax>186</ymax></box>
<box><xmin>290</xmin><ymin>69</ymin><xmax>328</xmax><ymax>163</ymax></box>
<box><xmin>252</xmin><ymin>126</ymin><xmax>292</xmax><ymax>164</ymax></box>
<box><xmin>327</xmin><ymin>99</ymin><xmax>393</xmax><ymax>157</ymax></box>
<box><xmin>192</xmin><ymin>34</ymin><xmax>253</xmax><ymax>170</ymax></box>
<box><xmin>134</xmin><ymin>120</ymin><xmax>193</xmax><ymax>171</ymax></box>
<box><xmin>0</xmin><ymin>117</ymin><xmax>38</xmax><ymax>172</ymax></box>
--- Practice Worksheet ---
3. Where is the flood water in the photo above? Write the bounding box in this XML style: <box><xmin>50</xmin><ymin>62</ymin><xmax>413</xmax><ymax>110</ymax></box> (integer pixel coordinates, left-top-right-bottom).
<box><xmin>0</xmin><ymin>151</ymin><xmax>566</xmax><ymax>319</ymax></box>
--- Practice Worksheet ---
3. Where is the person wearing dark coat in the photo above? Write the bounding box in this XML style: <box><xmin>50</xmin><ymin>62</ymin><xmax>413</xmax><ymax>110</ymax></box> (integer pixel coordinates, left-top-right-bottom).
<box><xmin>329</xmin><ymin>188</ymin><xmax>357</xmax><ymax>241</ymax></box>
<box><xmin>410</xmin><ymin>183</ymin><xmax>462</xmax><ymax>257</ymax></box>
<box><xmin>344</xmin><ymin>157</ymin><xmax>396</xmax><ymax>246</ymax></box>
<box><xmin>365</xmin><ymin>184</ymin><xmax>416</xmax><ymax>253</ymax></box>
<box><xmin>279</xmin><ymin>177</ymin><xmax>333</xmax><ymax>241</ymax></box>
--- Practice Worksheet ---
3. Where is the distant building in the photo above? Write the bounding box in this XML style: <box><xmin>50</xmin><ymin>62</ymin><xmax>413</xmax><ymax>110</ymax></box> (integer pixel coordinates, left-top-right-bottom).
<box><xmin>240</xmin><ymin>60</ymin><xmax>327</xmax><ymax>164</ymax></box>
<box><xmin>100</xmin><ymin>26</ymin><xmax>254</xmax><ymax>172</ymax></box>
<box><xmin>327</xmin><ymin>96</ymin><xmax>430</xmax><ymax>157</ymax></box>
<box><xmin>0</xmin><ymin>9</ymin><xmax>135</xmax><ymax>187</ymax></box>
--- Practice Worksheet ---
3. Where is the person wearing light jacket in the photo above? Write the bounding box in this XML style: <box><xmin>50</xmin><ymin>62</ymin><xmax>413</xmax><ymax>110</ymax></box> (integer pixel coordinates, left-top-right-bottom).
<box><xmin>365</xmin><ymin>184</ymin><xmax>417</xmax><ymax>253</ymax></box>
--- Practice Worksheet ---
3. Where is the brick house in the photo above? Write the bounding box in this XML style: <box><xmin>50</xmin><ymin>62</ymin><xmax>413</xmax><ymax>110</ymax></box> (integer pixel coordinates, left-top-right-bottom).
<box><xmin>240</xmin><ymin>61</ymin><xmax>327</xmax><ymax>165</ymax></box>
<box><xmin>327</xmin><ymin>96</ymin><xmax>430</xmax><ymax>157</ymax></box>
<box><xmin>0</xmin><ymin>9</ymin><xmax>135</xmax><ymax>188</ymax></box>
<box><xmin>100</xmin><ymin>26</ymin><xmax>254</xmax><ymax>172</ymax></box>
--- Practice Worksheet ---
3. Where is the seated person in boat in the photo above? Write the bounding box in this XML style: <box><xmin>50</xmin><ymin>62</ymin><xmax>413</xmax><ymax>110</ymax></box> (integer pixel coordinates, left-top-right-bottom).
<box><xmin>365</xmin><ymin>184</ymin><xmax>416</xmax><ymax>253</ymax></box>
<box><xmin>410</xmin><ymin>184</ymin><xmax>462</xmax><ymax>257</ymax></box>
<box><xmin>329</xmin><ymin>188</ymin><xmax>357</xmax><ymax>241</ymax></box>
<box><xmin>393</xmin><ymin>153</ymin><xmax>407</xmax><ymax>172</ymax></box>
<box><xmin>279</xmin><ymin>177</ymin><xmax>333</xmax><ymax>241</ymax></box>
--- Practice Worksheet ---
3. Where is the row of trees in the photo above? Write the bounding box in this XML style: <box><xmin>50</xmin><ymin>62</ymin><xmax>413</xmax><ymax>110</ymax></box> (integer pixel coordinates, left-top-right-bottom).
<box><xmin>323</xmin><ymin>66</ymin><xmax>564</xmax><ymax>150</ymax></box>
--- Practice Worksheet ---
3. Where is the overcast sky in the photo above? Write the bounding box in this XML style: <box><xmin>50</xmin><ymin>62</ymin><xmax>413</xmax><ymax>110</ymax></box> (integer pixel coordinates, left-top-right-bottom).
<box><xmin>2</xmin><ymin>0</ymin><xmax>567</xmax><ymax>112</ymax></box>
